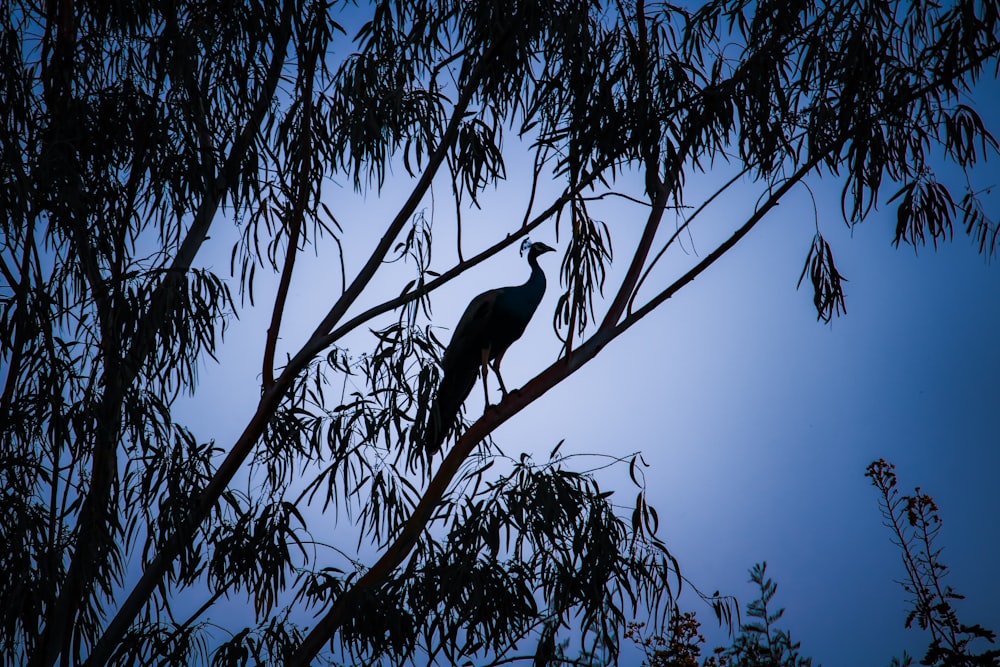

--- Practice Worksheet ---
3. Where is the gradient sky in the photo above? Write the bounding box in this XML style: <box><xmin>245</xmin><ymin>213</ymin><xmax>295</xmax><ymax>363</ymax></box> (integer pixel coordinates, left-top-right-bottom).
<box><xmin>451</xmin><ymin>159</ymin><xmax>1000</xmax><ymax>665</ymax></box>
<box><xmin>176</xmin><ymin>11</ymin><xmax>1000</xmax><ymax>666</ymax></box>
<box><xmin>185</xmin><ymin>159</ymin><xmax>1000</xmax><ymax>666</ymax></box>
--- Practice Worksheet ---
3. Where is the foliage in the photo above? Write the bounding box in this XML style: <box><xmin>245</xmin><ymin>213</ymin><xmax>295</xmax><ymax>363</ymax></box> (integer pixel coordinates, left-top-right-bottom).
<box><xmin>715</xmin><ymin>564</ymin><xmax>815</xmax><ymax>667</ymax></box>
<box><xmin>2</xmin><ymin>0</ymin><xmax>999</xmax><ymax>665</ymax></box>
<box><xmin>627</xmin><ymin>613</ymin><xmax>707</xmax><ymax>667</ymax></box>
<box><xmin>629</xmin><ymin>563</ymin><xmax>815</xmax><ymax>667</ymax></box>
<box><xmin>867</xmin><ymin>460</ymin><xmax>1000</xmax><ymax>667</ymax></box>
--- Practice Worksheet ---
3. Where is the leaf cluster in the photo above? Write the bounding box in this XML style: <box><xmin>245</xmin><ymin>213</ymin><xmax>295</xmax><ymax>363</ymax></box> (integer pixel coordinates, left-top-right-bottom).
<box><xmin>714</xmin><ymin>563</ymin><xmax>814</xmax><ymax>667</ymax></box>
<box><xmin>797</xmin><ymin>233</ymin><xmax>847</xmax><ymax>323</ymax></box>
<box><xmin>299</xmin><ymin>451</ymin><xmax>682</xmax><ymax>666</ymax></box>
<box><xmin>1</xmin><ymin>0</ymin><xmax>313</xmax><ymax>663</ymax></box>
<box><xmin>630</xmin><ymin>563</ymin><xmax>815</xmax><ymax>667</ymax></box>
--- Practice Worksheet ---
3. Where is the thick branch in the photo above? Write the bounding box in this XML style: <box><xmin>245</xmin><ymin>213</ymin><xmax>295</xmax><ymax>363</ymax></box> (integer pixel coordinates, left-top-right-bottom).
<box><xmin>120</xmin><ymin>0</ymin><xmax>295</xmax><ymax>386</ymax></box>
<box><xmin>31</xmin><ymin>2</ymin><xmax>128</xmax><ymax>662</ymax></box>
<box><xmin>263</xmin><ymin>203</ymin><xmax>304</xmax><ymax>390</ymax></box>
<box><xmin>289</xmin><ymin>22</ymin><xmax>1000</xmax><ymax>665</ymax></box>
<box><xmin>78</xmin><ymin>6</ymin><xmax>296</xmax><ymax>665</ymax></box>
<box><xmin>288</xmin><ymin>142</ymin><xmax>838</xmax><ymax>667</ymax></box>
<box><xmin>628</xmin><ymin>167</ymin><xmax>750</xmax><ymax>315</ymax></box>
<box><xmin>291</xmin><ymin>172</ymin><xmax>771</xmax><ymax>662</ymax></box>
<box><xmin>599</xmin><ymin>122</ymin><xmax>701</xmax><ymax>331</ymax></box>
<box><xmin>82</xmin><ymin>378</ymin><xmax>291</xmax><ymax>667</ymax></box>
<box><xmin>315</xmin><ymin>175</ymin><xmax>604</xmax><ymax>352</ymax></box>
<box><xmin>305</xmin><ymin>46</ymin><xmax>502</xmax><ymax>343</ymax></box>
<box><xmin>598</xmin><ymin>182</ymin><xmax>670</xmax><ymax>330</ymax></box>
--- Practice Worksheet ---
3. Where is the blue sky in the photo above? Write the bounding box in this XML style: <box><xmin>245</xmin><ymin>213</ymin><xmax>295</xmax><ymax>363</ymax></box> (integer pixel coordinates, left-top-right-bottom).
<box><xmin>486</xmin><ymin>178</ymin><xmax>1000</xmax><ymax>664</ymax></box>
<box><xmin>186</xmin><ymin>145</ymin><xmax>1000</xmax><ymax>665</ymax></box>
<box><xmin>4</xmin><ymin>1</ymin><xmax>996</xmax><ymax>664</ymax></box>
<box><xmin>175</xmin><ymin>9</ymin><xmax>1000</xmax><ymax>665</ymax></box>
<box><xmin>595</xmin><ymin>197</ymin><xmax>1000</xmax><ymax>663</ymax></box>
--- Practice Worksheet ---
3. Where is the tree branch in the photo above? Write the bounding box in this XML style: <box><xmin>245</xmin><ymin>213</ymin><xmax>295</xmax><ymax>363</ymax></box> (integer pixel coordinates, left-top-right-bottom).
<box><xmin>288</xmin><ymin>143</ymin><xmax>836</xmax><ymax>667</ymax></box>
<box><xmin>0</xmin><ymin>221</ymin><xmax>35</xmax><ymax>422</ymax></box>
<box><xmin>78</xmin><ymin>5</ymin><xmax>297</xmax><ymax>665</ymax></box>
<box><xmin>263</xmin><ymin>27</ymin><xmax>319</xmax><ymax>391</ymax></box>
<box><xmin>118</xmin><ymin>0</ymin><xmax>296</xmax><ymax>387</ymax></box>
<box><xmin>627</xmin><ymin>167</ymin><xmax>750</xmax><ymax>316</ymax></box>
<box><xmin>315</xmin><ymin>175</ymin><xmax>605</xmax><ymax>353</ymax></box>
<box><xmin>288</xmin><ymin>315</ymin><xmax>619</xmax><ymax>664</ymax></box>
<box><xmin>79</xmin><ymin>6</ymin><xmax>1000</xmax><ymax>666</ymax></box>
<box><xmin>287</xmin><ymin>15</ymin><xmax>1000</xmax><ymax>664</ymax></box>
<box><xmin>598</xmin><ymin>182</ymin><xmax>670</xmax><ymax>331</ymax></box>
<box><xmin>305</xmin><ymin>39</ymin><xmax>509</xmax><ymax>344</ymax></box>
<box><xmin>84</xmin><ymin>16</ymin><xmax>523</xmax><ymax>667</ymax></box>
<box><xmin>622</xmin><ymin>155</ymin><xmax>826</xmax><ymax>332</ymax></box>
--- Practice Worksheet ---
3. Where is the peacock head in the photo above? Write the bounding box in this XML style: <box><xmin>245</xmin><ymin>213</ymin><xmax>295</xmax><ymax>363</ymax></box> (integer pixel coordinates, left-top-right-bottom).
<box><xmin>520</xmin><ymin>238</ymin><xmax>556</xmax><ymax>258</ymax></box>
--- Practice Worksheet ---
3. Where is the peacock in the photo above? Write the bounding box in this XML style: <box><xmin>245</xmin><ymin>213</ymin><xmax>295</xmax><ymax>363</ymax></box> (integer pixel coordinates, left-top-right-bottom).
<box><xmin>423</xmin><ymin>239</ymin><xmax>556</xmax><ymax>453</ymax></box>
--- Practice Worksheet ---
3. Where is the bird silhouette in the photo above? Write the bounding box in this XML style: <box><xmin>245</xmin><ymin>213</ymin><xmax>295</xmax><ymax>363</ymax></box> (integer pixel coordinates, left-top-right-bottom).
<box><xmin>423</xmin><ymin>239</ymin><xmax>556</xmax><ymax>453</ymax></box>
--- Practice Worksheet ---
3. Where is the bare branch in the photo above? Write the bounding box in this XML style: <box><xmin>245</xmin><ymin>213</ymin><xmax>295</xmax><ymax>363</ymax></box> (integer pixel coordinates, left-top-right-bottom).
<box><xmin>263</xmin><ymin>29</ymin><xmax>319</xmax><ymax>391</ymax></box>
<box><xmin>628</xmin><ymin>167</ymin><xmax>750</xmax><ymax>316</ymax></box>
<box><xmin>624</xmin><ymin>152</ymin><xmax>828</xmax><ymax>331</ymax></box>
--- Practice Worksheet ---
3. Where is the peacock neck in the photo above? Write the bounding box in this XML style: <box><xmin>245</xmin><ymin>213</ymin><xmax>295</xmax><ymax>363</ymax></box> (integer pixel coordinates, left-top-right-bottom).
<box><xmin>525</xmin><ymin>254</ymin><xmax>546</xmax><ymax>291</ymax></box>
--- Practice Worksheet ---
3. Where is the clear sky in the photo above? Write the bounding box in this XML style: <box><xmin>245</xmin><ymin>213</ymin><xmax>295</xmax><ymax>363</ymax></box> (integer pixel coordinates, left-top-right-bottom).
<box><xmin>185</xmin><ymin>152</ymin><xmax>1000</xmax><ymax>666</ymax></box>
<box><xmin>557</xmin><ymin>188</ymin><xmax>1000</xmax><ymax>664</ymax></box>
<box><xmin>452</xmin><ymin>159</ymin><xmax>1000</xmax><ymax>665</ymax></box>
<box><xmin>177</xmin><ymin>11</ymin><xmax>1000</xmax><ymax>667</ymax></box>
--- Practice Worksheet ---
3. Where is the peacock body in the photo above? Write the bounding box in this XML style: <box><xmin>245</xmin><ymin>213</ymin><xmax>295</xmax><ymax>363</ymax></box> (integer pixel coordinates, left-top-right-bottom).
<box><xmin>424</xmin><ymin>240</ymin><xmax>555</xmax><ymax>453</ymax></box>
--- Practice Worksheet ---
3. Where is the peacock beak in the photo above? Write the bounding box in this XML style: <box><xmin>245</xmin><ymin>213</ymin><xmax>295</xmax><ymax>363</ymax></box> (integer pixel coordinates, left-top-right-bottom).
<box><xmin>533</xmin><ymin>242</ymin><xmax>556</xmax><ymax>255</ymax></box>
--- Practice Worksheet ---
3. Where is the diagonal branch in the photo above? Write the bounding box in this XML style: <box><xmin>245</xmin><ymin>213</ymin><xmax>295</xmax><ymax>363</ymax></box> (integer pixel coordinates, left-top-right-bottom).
<box><xmin>304</xmin><ymin>44</ymin><xmax>504</xmax><ymax>344</ymax></box>
<box><xmin>598</xmin><ymin>181</ymin><xmax>670</xmax><ymax>331</ymax></box>
<box><xmin>623</xmin><ymin>154</ymin><xmax>827</xmax><ymax>332</ymax></box>
<box><xmin>120</xmin><ymin>0</ymin><xmax>295</xmax><ymax>387</ymax></box>
<box><xmin>83</xmin><ymin>17</ymin><xmax>524</xmax><ymax>667</ymax></box>
<box><xmin>314</xmin><ymin>172</ymin><xmax>607</xmax><ymax>353</ymax></box>
<box><xmin>287</xmin><ymin>23</ymin><xmax>1000</xmax><ymax>665</ymax></box>
<box><xmin>77</xmin><ymin>4</ymin><xmax>297</xmax><ymax>665</ymax></box>
<box><xmin>627</xmin><ymin>167</ymin><xmax>750</xmax><ymax>315</ymax></box>
<box><xmin>288</xmin><ymin>289</ymin><xmax>627</xmax><ymax>664</ymax></box>
<box><xmin>262</xmin><ymin>191</ymin><xmax>305</xmax><ymax>390</ymax></box>
<box><xmin>288</xmin><ymin>136</ymin><xmax>842</xmax><ymax>667</ymax></box>
<box><xmin>263</xmin><ymin>26</ymin><xmax>320</xmax><ymax>391</ymax></box>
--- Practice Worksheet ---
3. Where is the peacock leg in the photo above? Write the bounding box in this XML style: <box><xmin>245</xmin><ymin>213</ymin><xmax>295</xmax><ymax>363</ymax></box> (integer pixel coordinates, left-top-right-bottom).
<box><xmin>490</xmin><ymin>354</ymin><xmax>508</xmax><ymax>397</ymax></box>
<box><xmin>480</xmin><ymin>347</ymin><xmax>492</xmax><ymax>406</ymax></box>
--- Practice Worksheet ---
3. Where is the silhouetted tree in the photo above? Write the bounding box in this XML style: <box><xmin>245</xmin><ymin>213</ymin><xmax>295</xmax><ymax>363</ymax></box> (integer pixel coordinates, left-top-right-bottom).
<box><xmin>2</xmin><ymin>1</ymin><xmax>998</xmax><ymax>665</ymax></box>
<box><xmin>868</xmin><ymin>460</ymin><xmax>1000</xmax><ymax>667</ymax></box>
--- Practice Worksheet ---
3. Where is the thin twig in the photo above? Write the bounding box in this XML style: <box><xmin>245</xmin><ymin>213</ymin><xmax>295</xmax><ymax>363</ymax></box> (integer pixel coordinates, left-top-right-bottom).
<box><xmin>627</xmin><ymin>167</ymin><xmax>749</xmax><ymax>315</ymax></box>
